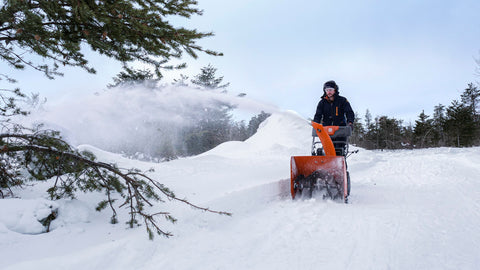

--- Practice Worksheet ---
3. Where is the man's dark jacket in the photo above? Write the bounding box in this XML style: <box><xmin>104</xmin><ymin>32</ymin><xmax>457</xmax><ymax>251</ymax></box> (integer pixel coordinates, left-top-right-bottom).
<box><xmin>313</xmin><ymin>93</ymin><xmax>355</xmax><ymax>126</ymax></box>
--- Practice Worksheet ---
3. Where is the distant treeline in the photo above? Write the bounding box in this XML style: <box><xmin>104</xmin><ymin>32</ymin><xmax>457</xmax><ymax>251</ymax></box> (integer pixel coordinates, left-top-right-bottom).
<box><xmin>112</xmin><ymin>65</ymin><xmax>479</xmax><ymax>156</ymax></box>
<box><xmin>350</xmin><ymin>83</ymin><xmax>480</xmax><ymax>149</ymax></box>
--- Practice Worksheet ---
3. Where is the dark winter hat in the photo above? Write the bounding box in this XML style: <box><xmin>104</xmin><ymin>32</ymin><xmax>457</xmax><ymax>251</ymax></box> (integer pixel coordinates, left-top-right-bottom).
<box><xmin>323</xmin><ymin>80</ymin><xmax>338</xmax><ymax>91</ymax></box>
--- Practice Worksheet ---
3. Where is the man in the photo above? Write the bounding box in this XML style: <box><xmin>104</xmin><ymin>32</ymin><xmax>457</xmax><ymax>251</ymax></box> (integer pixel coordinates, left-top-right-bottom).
<box><xmin>313</xmin><ymin>80</ymin><xmax>354</xmax><ymax>156</ymax></box>
<box><xmin>313</xmin><ymin>80</ymin><xmax>354</xmax><ymax>127</ymax></box>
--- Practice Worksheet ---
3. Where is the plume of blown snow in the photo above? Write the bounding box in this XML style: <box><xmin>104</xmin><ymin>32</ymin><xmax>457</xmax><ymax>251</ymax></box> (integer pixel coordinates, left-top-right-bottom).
<box><xmin>19</xmin><ymin>84</ymin><xmax>280</xmax><ymax>158</ymax></box>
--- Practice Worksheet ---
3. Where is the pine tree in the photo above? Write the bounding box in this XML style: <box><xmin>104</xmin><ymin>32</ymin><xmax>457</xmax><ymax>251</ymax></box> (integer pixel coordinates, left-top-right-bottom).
<box><xmin>413</xmin><ymin>110</ymin><xmax>434</xmax><ymax>148</ymax></box>
<box><xmin>402</xmin><ymin>122</ymin><xmax>414</xmax><ymax>149</ymax></box>
<box><xmin>432</xmin><ymin>104</ymin><xmax>446</xmax><ymax>146</ymax></box>
<box><xmin>363</xmin><ymin>109</ymin><xmax>378</xmax><ymax>149</ymax></box>
<box><xmin>350</xmin><ymin>112</ymin><xmax>365</xmax><ymax>146</ymax></box>
<box><xmin>191</xmin><ymin>64</ymin><xmax>230</xmax><ymax>90</ymax></box>
<box><xmin>229</xmin><ymin>120</ymin><xmax>248</xmax><ymax>141</ymax></box>
<box><xmin>444</xmin><ymin>100</ymin><xmax>476</xmax><ymax>147</ymax></box>
<box><xmin>375</xmin><ymin>116</ymin><xmax>404</xmax><ymax>149</ymax></box>
<box><xmin>460</xmin><ymin>83</ymin><xmax>480</xmax><ymax>143</ymax></box>
<box><xmin>0</xmin><ymin>0</ymin><xmax>221</xmax><ymax>79</ymax></box>
<box><xmin>461</xmin><ymin>83</ymin><xmax>480</xmax><ymax>118</ymax></box>
<box><xmin>183</xmin><ymin>64</ymin><xmax>234</xmax><ymax>154</ymax></box>
<box><xmin>108</xmin><ymin>67</ymin><xmax>159</xmax><ymax>89</ymax></box>
<box><xmin>184</xmin><ymin>102</ymin><xmax>233</xmax><ymax>155</ymax></box>
<box><xmin>365</xmin><ymin>109</ymin><xmax>372</xmax><ymax>128</ymax></box>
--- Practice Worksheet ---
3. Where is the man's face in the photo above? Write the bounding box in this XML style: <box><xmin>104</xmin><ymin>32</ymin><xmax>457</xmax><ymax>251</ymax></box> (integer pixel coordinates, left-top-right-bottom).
<box><xmin>325</xmin><ymin>88</ymin><xmax>335</xmax><ymax>98</ymax></box>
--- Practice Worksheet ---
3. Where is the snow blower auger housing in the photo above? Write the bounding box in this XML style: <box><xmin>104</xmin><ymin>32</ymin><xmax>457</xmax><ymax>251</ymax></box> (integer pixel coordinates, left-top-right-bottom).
<box><xmin>290</xmin><ymin>122</ymin><xmax>352</xmax><ymax>202</ymax></box>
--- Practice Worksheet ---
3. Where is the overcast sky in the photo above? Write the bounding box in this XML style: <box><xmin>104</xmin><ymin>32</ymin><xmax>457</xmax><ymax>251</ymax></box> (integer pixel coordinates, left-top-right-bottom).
<box><xmin>2</xmin><ymin>0</ymin><xmax>480</xmax><ymax>124</ymax></box>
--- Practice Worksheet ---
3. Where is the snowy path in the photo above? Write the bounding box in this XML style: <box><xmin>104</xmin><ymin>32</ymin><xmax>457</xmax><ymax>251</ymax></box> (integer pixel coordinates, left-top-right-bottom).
<box><xmin>138</xmin><ymin>147</ymin><xmax>480</xmax><ymax>270</ymax></box>
<box><xmin>1</xmin><ymin>112</ymin><xmax>480</xmax><ymax>270</ymax></box>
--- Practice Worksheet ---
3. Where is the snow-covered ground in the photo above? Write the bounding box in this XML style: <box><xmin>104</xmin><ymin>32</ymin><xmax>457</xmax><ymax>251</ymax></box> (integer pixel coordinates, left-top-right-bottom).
<box><xmin>1</xmin><ymin>111</ymin><xmax>480</xmax><ymax>270</ymax></box>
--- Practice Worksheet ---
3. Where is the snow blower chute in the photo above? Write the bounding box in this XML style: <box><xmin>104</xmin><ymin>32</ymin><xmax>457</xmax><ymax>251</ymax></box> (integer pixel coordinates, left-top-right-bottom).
<box><xmin>290</xmin><ymin>122</ymin><xmax>352</xmax><ymax>202</ymax></box>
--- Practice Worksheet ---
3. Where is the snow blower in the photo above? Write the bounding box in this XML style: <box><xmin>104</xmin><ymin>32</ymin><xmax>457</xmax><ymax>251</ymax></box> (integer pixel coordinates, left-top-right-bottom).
<box><xmin>290</xmin><ymin>122</ymin><xmax>352</xmax><ymax>202</ymax></box>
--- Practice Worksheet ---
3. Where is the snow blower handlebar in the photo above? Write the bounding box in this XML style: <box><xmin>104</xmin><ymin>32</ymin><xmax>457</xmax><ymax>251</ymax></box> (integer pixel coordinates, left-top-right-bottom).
<box><xmin>311</xmin><ymin>123</ymin><xmax>352</xmax><ymax>138</ymax></box>
<box><xmin>311</xmin><ymin>122</ymin><xmax>353</xmax><ymax>155</ymax></box>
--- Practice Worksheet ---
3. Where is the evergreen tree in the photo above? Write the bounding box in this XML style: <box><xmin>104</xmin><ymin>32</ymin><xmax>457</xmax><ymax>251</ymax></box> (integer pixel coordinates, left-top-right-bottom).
<box><xmin>413</xmin><ymin>110</ymin><xmax>434</xmax><ymax>148</ymax></box>
<box><xmin>229</xmin><ymin>120</ymin><xmax>248</xmax><ymax>141</ymax></box>
<box><xmin>108</xmin><ymin>67</ymin><xmax>159</xmax><ymax>89</ymax></box>
<box><xmin>444</xmin><ymin>100</ymin><xmax>476</xmax><ymax>147</ymax></box>
<box><xmin>184</xmin><ymin>101</ymin><xmax>233</xmax><ymax>155</ymax></box>
<box><xmin>363</xmin><ymin>109</ymin><xmax>378</xmax><ymax>149</ymax></box>
<box><xmin>191</xmin><ymin>64</ymin><xmax>230</xmax><ymax>90</ymax></box>
<box><xmin>365</xmin><ymin>109</ymin><xmax>373</xmax><ymax>128</ymax></box>
<box><xmin>350</xmin><ymin>112</ymin><xmax>365</xmax><ymax>146</ymax></box>
<box><xmin>183</xmin><ymin>65</ymin><xmax>234</xmax><ymax>154</ymax></box>
<box><xmin>461</xmin><ymin>83</ymin><xmax>480</xmax><ymax>118</ymax></box>
<box><xmin>460</xmin><ymin>83</ymin><xmax>480</xmax><ymax>144</ymax></box>
<box><xmin>0</xmin><ymin>0</ymin><xmax>221</xmax><ymax>79</ymax></box>
<box><xmin>375</xmin><ymin>116</ymin><xmax>404</xmax><ymax>149</ymax></box>
<box><xmin>432</xmin><ymin>104</ymin><xmax>446</xmax><ymax>146</ymax></box>
<box><xmin>402</xmin><ymin>122</ymin><xmax>414</xmax><ymax>149</ymax></box>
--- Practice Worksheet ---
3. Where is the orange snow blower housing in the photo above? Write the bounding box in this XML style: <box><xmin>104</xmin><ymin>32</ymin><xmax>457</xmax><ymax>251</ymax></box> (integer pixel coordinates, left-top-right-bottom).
<box><xmin>290</xmin><ymin>121</ymin><xmax>352</xmax><ymax>202</ymax></box>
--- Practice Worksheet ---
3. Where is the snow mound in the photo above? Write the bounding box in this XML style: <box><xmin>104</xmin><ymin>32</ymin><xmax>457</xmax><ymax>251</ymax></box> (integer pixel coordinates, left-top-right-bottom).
<box><xmin>0</xmin><ymin>198</ymin><xmax>58</xmax><ymax>234</ymax></box>
<box><xmin>199</xmin><ymin>110</ymin><xmax>312</xmax><ymax>158</ymax></box>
